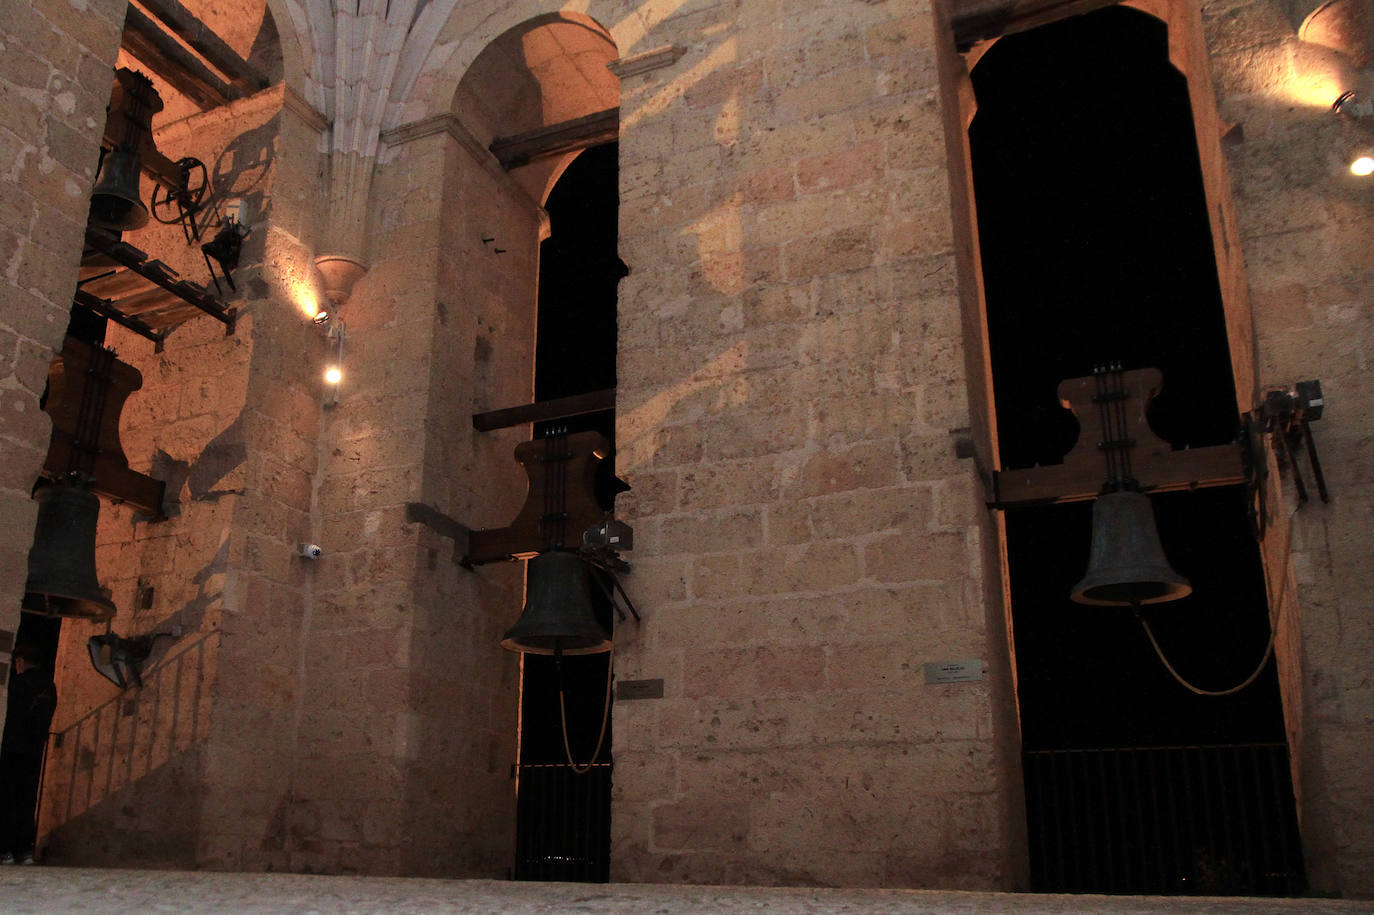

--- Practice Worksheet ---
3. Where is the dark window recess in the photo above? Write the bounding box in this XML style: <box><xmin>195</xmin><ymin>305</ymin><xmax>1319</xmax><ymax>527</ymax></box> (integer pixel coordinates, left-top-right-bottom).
<box><xmin>969</xmin><ymin>7</ymin><xmax>1303</xmax><ymax>896</ymax></box>
<box><xmin>514</xmin><ymin>141</ymin><xmax>622</xmax><ymax>884</ymax></box>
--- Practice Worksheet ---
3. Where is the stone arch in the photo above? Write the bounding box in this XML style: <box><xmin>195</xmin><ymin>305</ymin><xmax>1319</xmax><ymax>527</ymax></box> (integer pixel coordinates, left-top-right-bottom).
<box><xmin>386</xmin><ymin>2</ymin><xmax>624</xmax><ymax>131</ymax></box>
<box><xmin>259</xmin><ymin>0</ymin><xmax>315</xmax><ymax>101</ymax></box>
<box><xmin>452</xmin><ymin>11</ymin><xmax>619</xmax><ymax>202</ymax></box>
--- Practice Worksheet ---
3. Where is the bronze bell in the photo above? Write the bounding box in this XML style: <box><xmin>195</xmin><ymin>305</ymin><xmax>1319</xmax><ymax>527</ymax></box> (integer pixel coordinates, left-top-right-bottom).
<box><xmin>1070</xmin><ymin>490</ymin><xmax>1191</xmax><ymax>606</ymax></box>
<box><xmin>23</xmin><ymin>483</ymin><xmax>117</xmax><ymax>621</ymax></box>
<box><xmin>501</xmin><ymin>550</ymin><xmax>612</xmax><ymax>655</ymax></box>
<box><xmin>89</xmin><ymin>145</ymin><xmax>149</xmax><ymax>232</ymax></box>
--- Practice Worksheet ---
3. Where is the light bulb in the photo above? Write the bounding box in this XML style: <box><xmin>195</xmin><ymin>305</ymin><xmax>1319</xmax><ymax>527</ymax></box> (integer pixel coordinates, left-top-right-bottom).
<box><xmin>1351</xmin><ymin>156</ymin><xmax>1374</xmax><ymax>176</ymax></box>
<box><xmin>324</xmin><ymin>366</ymin><xmax>343</xmax><ymax>384</ymax></box>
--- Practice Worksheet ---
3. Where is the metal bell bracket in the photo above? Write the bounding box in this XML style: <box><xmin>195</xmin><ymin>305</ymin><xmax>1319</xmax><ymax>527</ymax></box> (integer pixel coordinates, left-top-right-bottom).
<box><xmin>1260</xmin><ymin>380</ymin><xmax>1328</xmax><ymax>506</ymax></box>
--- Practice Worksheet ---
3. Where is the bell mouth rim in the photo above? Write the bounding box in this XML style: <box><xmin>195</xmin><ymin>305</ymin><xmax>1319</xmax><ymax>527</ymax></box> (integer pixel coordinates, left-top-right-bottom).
<box><xmin>499</xmin><ymin>636</ymin><xmax>613</xmax><ymax>656</ymax></box>
<box><xmin>20</xmin><ymin>592</ymin><xmax>117</xmax><ymax>620</ymax></box>
<box><xmin>1070</xmin><ymin>580</ymin><xmax>1193</xmax><ymax>606</ymax></box>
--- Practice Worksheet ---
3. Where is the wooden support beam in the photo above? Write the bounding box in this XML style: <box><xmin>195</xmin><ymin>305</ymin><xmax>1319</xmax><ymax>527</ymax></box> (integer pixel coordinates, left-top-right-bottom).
<box><xmin>472</xmin><ymin>388</ymin><xmax>616</xmax><ymax>432</ymax></box>
<box><xmin>950</xmin><ymin>0</ymin><xmax>1119</xmax><ymax>48</ymax></box>
<box><xmin>489</xmin><ymin>108</ymin><xmax>619</xmax><ymax>170</ymax></box>
<box><xmin>73</xmin><ymin>289</ymin><xmax>168</xmax><ymax>351</ymax></box>
<box><xmin>136</xmin><ymin>0</ymin><xmax>271</xmax><ymax>94</ymax></box>
<box><xmin>991</xmin><ymin>445</ymin><xmax>1245</xmax><ymax>506</ymax></box>
<box><xmin>122</xmin><ymin>5</ymin><xmax>240</xmax><ymax>109</ymax></box>
<box><xmin>986</xmin><ymin>368</ymin><xmax>1247</xmax><ymax>508</ymax></box>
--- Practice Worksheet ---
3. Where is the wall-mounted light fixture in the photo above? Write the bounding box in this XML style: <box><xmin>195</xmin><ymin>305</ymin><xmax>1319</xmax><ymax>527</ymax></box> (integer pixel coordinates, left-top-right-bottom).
<box><xmin>201</xmin><ymin>207</ymin><xmax>251</xmax><ymax>294</ymax></box>
<box><xmin>1332</xmin><ymin>90</ymin><xmax>1374</xmax><ymax>176</ymax></box>
<box><xmin>322</xmin><ymin>317</ymin><xmax>345</xmax><ymax>403</ymax></box>
<box><xmin>87</xmin><ymin>631</ymin><xmax>174</xmax><ymax>690</ymax></box>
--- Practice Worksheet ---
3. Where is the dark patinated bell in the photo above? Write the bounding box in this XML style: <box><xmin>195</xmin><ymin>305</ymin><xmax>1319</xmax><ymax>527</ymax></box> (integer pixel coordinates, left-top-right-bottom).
<box><xmin>23</xmin><ymin>483</ymin><xmax>117</xmax><ymax>621</ymax></box>
<box><xmin>1070</xmin><ymin>490</ymin><xmax>1191</xmax><ymax>606</ymax></box>
<box><xmin>501</xmin><ymin>550</ymin><xmax>611</xmax><ymax>655</ymax></box>
<box><xmin>89</xmin><ymin>145</ymin><xmax>149</xmax><ymax>231</ymax></box>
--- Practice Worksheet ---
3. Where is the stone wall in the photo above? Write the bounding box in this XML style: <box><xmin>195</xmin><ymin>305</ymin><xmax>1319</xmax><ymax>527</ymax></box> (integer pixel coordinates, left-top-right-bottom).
<box><xmin>1203</xmin><ymin>0</ymin><xmax>1374</xmax><ymax>894</ymax></box>
<box><xmin>0</xmin><ymin>0</ymin><xmax>125</xmax><ymax>731</ymax></box>
<box><xmin>609</xmin><ymin>0</ymin><xmax>1026</xmax><ymax>888</ymax></box>
<box><xmin>38</xmin><ymin>84</ymin><xmax>331</xmax><ymax>869</ymax></box>
<box><xmin>5</xmin><ymin>0</ymin><xmax>1373</xmax><ymax>894</ymax></box>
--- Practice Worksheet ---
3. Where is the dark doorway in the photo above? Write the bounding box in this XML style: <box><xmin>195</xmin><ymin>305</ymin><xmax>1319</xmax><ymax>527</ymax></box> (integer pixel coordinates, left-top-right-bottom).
<box><xmin>968</xmin><ymin>7</ymin><xmax>1304</xmax><ymax>895</ymax></box>
<box><xmin>513</xmin><ymin>142</ymin><xmax>623</xmax><ymax>883</ymax></box>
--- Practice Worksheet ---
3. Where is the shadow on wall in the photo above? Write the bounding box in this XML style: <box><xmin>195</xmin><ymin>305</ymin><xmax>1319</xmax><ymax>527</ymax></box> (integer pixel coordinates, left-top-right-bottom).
<box><xmin>40</xmin><ymin>534</ymin><xmax>230</xmax><ymax>865</ymax></box>
<box><xmin>41</xmin><ymin>631</ymin><xmax>219</xmax><ymax>867</ymax></box>
<box><xmin>150</xmin><ymin>411</ymin><xmax>252</xmax><ymax>521</ymax></box>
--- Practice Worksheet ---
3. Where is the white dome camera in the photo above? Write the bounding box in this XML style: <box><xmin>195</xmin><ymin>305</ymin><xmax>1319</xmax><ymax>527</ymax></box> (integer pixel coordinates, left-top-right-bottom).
<box><xmin>296</xmin><ymin>542</ymin><xmax>323</xmax><ymax>560</ymax></box>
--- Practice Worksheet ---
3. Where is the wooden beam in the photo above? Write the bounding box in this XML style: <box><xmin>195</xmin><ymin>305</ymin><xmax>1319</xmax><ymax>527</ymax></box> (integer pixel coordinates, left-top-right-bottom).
<box><xmin>950</xmin><ymin>0</ymin><xmax>1119</xmax><ymax>48</ymax></box>
<box><xmin>136</xmin><ymin>0</ymin><xmax>271</xmax><ymax>94</ymax></box>
<box><xmin>121</xmin><ymin>5</ymin><xmax>239</xmax><ymax>109</ymax></box>
<box><xmin>472</xmin><ymin>388</ymin><xmax>616</xmax><ymax>432</ymax></box>
<box><xmin>489</xmin><ymin>108</ymin><xmax>619</xmax><ymax>170</ymax></box>
<box><xmin>991</xmin><ymin>445</ymin><xmax>1245</xmax><ymax>507</ymax></box>
<box><xmin>985</xmin><ymin>367</ymin><xmax>1247</xmax><ymax>508</ymax></box>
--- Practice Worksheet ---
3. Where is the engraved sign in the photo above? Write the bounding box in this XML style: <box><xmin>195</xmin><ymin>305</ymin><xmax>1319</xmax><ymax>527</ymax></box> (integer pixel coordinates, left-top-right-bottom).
<box><xmin>924</xmin><ymin>659</ymin><xmax>984</xmax><ymax>684</ymax></box>
<box><xmin>616</xmin><ymin>678</ymin><xmax>665</xmax><ymax>701</ymax></box>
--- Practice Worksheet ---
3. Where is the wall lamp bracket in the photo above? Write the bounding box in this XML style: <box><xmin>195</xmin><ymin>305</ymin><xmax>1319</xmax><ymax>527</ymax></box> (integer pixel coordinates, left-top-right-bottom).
<box><xmin>87</xmin><ymin>631</ymin><xmax>174</xmax><ymax>690</ymax></box>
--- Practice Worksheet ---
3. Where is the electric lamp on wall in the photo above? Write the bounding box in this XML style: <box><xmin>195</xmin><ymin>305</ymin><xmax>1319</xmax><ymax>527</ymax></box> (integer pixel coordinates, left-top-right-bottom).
<box><xmin>1332</xmin><ymin>90</ymin><xmax>1374</xmax><ymax>176</ymax></box>
<box><xmin>311</xmin><ymin>255</ymin><xmax>366</xmax><ymax>396</ymax></box>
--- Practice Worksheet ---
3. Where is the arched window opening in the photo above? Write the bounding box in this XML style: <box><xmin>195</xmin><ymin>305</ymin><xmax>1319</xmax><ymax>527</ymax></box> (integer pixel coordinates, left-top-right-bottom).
<box><xmin>970</xmin><ymin>7</ymin><xmax>1304</xmax><ymax>896</ymax></box>
<box><xmin>513</xmin><ymin>142</ymin><xmax>624</xmax><ymax>884</ymax></box>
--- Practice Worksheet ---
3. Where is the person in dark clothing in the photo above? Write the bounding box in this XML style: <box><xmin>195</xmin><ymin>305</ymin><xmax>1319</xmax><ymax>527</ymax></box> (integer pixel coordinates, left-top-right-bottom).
<box><xmin>1</xmin><ymin>642</ymin><xmax>57</xmax><ymax>865</ymax></box>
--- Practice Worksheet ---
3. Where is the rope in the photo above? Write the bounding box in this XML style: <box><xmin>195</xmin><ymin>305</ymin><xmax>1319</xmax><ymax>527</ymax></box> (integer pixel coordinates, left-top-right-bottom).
<box><xmin>556</xmin><ymin>643</ymin><xmax>615</xmax><ymax>775</ymax></box>
<box><xmin>1134</xmin><ymin>605</ymin><xmax>1275</xmax><ymax>697</ymax></box>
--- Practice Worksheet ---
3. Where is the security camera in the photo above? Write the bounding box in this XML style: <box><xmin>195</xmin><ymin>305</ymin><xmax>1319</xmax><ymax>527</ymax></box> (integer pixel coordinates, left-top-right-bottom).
<box><xmin>296</xmin><ymin>542</ymin><xmax>323</xmax><ymax>560</ymax></box>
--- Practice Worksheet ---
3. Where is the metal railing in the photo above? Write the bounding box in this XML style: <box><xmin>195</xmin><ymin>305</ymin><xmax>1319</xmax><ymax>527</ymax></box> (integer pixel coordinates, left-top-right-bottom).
<box><xmin>1023</xmin><ymin>743</ymin><xmax>1305</xmax><ymax>895</ymax></box>
<box><xmin>40</xmin><ymin>632</ymin><xmax>217</xmax><ymax>837</ymax></box>
<box><xmin>513</xmin><ymin>762</ymin><xmax>612</xmax><ymax>883</ymax></box>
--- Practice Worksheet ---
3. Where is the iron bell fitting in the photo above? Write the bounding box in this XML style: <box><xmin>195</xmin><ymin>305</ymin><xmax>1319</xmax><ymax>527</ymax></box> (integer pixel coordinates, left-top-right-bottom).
<box><xmin>23</xmin><ymin>483</ymin><xmax>117</xmax><ymax>621</ymax></box>
<box><xmin>501</xmin><ymin>550</ymin><xmax>612</xmax><ymax>655</ymax></box>
<box><xmin>1070</xmin><ymin>490</ymin><xmax>1191</xmax><ymax>606</ymax></box>
<box><xmin>89</xmin><ymin>145</ymin><xmax>149</xmax><ymax>232</ymax></box>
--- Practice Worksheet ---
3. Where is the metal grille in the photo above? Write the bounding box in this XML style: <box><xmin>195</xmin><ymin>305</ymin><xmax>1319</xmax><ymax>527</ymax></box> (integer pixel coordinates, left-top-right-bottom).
<box><xmin>513</xmin><ymin>762</ymin><xmax>612</xmax><ymax>882</ymax></box>
<box><xmin>1024</xmin><ymin>743</ymin><xmax>1305</xmax><ymax>895</ymax></box>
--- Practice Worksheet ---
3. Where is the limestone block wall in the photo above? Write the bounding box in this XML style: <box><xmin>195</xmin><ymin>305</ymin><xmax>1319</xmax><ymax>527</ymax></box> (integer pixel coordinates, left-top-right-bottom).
<box><xmin>0</xmin><ymin>0</ymin><xmax>125</xmax><ymax>731</ymax></box>
<box><xmin>1204</xmin><ymin>0</ymin><xmax>1374</xmax><ymax>894</ymax></box>
<box><xmin>281</xmin><ymin>117</ymin><xmax>536</xmax><ymax>876</ymax></box>
<box><xmin>611</xmin><ymin>0</ymin><xmax>1025</xmax><ymax>889</ymax></box>
<box><xmin>38</xmin><ymin>87</ymin><xmax>330</xmax><ymax>869</ymax></box>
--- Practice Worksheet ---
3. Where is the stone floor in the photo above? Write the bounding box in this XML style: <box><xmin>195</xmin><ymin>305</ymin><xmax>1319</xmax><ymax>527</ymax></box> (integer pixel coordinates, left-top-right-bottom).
<box><xmin>1</xmin><ymin>869</ymin><xmax>1371</xmax><ymax>913</ymax></box>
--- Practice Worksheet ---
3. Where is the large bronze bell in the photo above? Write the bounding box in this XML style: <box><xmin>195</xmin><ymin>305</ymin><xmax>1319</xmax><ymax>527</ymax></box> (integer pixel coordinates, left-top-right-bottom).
<box><xmin>501</xmin><ymin>550</ymin><xmax>612</xmax><ymax>655</ymax></box>
<box><xmin>1070</xmin><ymin>490</ymin><xmax>1191</xmax><ymax>606</ymax></box>
<box><xmin>89</xmin><ymin>145</ymin><xmax>149</xmax><ymax>232</ymax></box>
<box><xmin>23</xmin><ymin>483</ymin><xmax>117</xmax><ymax>621</ymax></box>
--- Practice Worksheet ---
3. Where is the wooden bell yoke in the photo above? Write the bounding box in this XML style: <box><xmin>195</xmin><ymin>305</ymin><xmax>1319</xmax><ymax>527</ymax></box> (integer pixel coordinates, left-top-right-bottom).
<box><xmin>990</xmin><ymin>365</ymin><xmax>1246</xmax><ymax>507</ymax></box>
<box><xmin>463</xmin><ymin>388</ymin><xmax>630</xmax><ymax>566</ymax></box>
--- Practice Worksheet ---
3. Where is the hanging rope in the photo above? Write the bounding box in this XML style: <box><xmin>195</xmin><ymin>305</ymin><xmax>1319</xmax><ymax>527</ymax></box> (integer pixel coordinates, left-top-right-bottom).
<box><xmin>555</xmin><ymin>642</ymin><xmax>615</xmax><ymax>775</ymax></box>
<box><xmin>1135</xmin><ymin>610</ymin><xmax>1275</xmax><ymax>697</ymax></box>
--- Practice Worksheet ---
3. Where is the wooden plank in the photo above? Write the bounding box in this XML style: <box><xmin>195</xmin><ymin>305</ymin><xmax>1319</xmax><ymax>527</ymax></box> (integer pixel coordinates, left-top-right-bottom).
<box><xmin>73</xmin><ymin>289</ymin><xmax>167</xmax><ymax>349</ymax></box>
<box><xmin>137</xmin><ymin>0</ymin><xmax>271</xmax><ymax>94</ymax></box>
<box><xmin>489</xmin><ymin>108</ymin><xmax>619</xmax><ymax>170</ymax></box>
<box><xmin>472</xmin><ymin>388</ymin><xmax>616</xmax><ymax>432</ymax></box>
<box><xmin>121</xmin><ymin>5</ymin><xmax>240</xmax><ymax>110</ymax></box>
<box><xmin>85</xmin><ymin>228</ymin><xmax>235</xmax><ymax>331</ymax></box>
<box><xmin>992</xmin><ymin>444</ymin><xmax>1245</xmax><ymax>506</ymax></box>
<box><xmin>950</xmin><ymin>0</ymin><xmax>1119</xmax><ymax>48</ymax></box>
